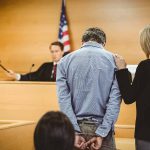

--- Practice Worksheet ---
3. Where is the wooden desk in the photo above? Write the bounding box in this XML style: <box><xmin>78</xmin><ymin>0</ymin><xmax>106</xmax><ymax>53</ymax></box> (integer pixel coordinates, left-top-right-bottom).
<box><xmin>0</xmin><ymin>81</ymin><xmax>59</xmax><ymax>121</ymax></box>
<box><xmin>0</xmin><ymin>120</ymin><xmax>35</xmax><ymax>150</ymax></box>
<box><xmin>0</xmin><ymin>81</ymin><xmax>136</xmax><ymax>138</ymax></box>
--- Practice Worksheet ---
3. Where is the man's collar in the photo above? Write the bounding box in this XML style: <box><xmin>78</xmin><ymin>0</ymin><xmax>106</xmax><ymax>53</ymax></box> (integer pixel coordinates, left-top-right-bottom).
<box><xmin>81</xmin><ymin>41</ymin><xmax>104</xmax><ymax>49</ymax></box>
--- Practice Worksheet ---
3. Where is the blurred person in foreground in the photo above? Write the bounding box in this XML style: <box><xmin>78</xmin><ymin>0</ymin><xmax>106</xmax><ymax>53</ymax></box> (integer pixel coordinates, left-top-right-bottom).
<box><xmin>34</xmin><ymin>111</ymin><xmax>75</xmax><ymax>150</ymax></box>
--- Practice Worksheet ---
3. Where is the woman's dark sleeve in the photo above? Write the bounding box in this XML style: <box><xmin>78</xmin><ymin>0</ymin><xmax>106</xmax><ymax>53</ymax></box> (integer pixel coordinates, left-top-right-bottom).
<box><xmin>116</xmin><ymin>63</ymin><xmax>143</xmax><ymax>104</ymax></box>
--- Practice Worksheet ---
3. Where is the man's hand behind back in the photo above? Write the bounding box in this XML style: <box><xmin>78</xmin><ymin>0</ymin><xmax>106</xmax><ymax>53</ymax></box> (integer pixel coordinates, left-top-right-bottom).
<box><xmin>74</xmin><ymin>134</ymin><xmax>86</xmax><ymax>150</ymax></box>
<box><xmin>85</xmin><ymin>136</ymin><xmax>103</xmax><ymax>150</ymax></box>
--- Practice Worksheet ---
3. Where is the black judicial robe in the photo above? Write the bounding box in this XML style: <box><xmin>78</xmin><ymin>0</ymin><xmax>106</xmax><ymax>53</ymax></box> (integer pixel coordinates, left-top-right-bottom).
<box><xmin>20</xmin><ymin>62</ymin><xmax>55</xmax><ymax>82</ymax></box>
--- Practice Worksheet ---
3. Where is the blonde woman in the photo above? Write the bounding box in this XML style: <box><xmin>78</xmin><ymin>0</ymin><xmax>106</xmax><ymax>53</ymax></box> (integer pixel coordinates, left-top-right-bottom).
<box><xmin>114</xmin><ymin>24</ymin><xmax>150</xmax><ymax>150</ymax></box>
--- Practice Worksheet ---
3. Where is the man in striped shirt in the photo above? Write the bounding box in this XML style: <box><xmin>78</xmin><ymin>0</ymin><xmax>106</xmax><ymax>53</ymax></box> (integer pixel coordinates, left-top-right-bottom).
<box><xmin>57</xmin><ymin>27</ymin><xmax>121</xmax><ymax>150</ymax></box>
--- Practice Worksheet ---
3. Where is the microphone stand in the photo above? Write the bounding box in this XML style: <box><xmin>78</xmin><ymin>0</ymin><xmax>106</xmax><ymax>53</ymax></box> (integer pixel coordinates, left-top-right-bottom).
<box><xmin>29</xmin><ymin>64</ymin><xmax>35</xmax><ymax>73</ymax></box>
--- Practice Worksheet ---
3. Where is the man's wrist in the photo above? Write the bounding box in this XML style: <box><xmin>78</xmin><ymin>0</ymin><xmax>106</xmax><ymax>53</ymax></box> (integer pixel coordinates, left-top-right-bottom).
<box><xmin>75</xmin><ymin>131</ymin><xmax>82</xmax><ymax>135</ymax></box>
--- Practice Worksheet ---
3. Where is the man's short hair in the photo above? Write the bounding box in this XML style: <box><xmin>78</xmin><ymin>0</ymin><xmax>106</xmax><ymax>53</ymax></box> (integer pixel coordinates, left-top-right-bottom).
<box><xmin>82</xmin><ymin>27</ymin><xmax>106</xmax><ymax>45</ymax></box>
<box><xmin>50</xmin><ymin>41</ymin><xmax>64</xmax><ymax>51</ymax></box>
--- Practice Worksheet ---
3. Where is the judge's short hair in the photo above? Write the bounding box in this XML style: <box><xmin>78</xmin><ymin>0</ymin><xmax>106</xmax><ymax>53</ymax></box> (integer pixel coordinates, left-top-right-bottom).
<box><xmin>49</xmin><ymin>41</ymin><xmax>64</xmax><ymax>51</ymax></box>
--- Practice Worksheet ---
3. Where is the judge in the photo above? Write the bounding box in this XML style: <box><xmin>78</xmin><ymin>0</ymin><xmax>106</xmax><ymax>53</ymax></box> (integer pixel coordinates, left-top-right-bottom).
<box><xmin>7</xmin><ymin>41</ymin><xmax>64</xmax><ymax>82</ymax></box>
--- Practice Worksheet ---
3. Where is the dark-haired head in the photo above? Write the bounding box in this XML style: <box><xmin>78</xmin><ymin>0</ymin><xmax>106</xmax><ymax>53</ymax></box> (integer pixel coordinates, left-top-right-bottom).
<box><xmin>50</xmin><ymin>41</ymin><xmax>64</xmax><ymax>51</ymax></box>
<box><xmin>82</xmin><ymin>27</ymin><xmax>106</xmax><ymax>46</ymax></box>
<box><xmin>34</xmin><ymin>111</ymin><xmax>75</xmax><ymax>150</ymax></box>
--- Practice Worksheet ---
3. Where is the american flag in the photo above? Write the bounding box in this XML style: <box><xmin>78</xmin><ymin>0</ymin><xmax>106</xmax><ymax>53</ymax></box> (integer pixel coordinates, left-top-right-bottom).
<box><xmin>58</xmin><ymin>0</ymin><xmax>71</xmax><ymax>52</ymax></box>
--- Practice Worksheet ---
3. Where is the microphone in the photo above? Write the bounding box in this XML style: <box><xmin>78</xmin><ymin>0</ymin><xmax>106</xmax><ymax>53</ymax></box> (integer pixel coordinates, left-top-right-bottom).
<box><xmin>29</xmin><ymin>64</ymin><xmax>35</xmax><ymax>73</ymax></box>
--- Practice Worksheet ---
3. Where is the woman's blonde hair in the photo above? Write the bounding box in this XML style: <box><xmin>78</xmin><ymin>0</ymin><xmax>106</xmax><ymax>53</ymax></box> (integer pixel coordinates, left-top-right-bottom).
<box><xmin>140</xmin><ymin>24</ymin><xmax>150</xmax><ymax>58</ymax></box>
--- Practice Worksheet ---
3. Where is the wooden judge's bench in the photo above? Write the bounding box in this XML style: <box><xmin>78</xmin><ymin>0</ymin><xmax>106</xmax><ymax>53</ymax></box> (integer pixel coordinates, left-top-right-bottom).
<box><xmin>0</xmin><ymin>81</ymin><xmax>59</xmax><ymax>150</ymax></box>
<box><xmin>0</xmin><ymin>81</ymin><xmax>136</xmax><ymax>150</ymax></box>
<box><xmin>0</xmin><ymin>81</ymin><xmax>59</xmax><ymax>121</ymax></box>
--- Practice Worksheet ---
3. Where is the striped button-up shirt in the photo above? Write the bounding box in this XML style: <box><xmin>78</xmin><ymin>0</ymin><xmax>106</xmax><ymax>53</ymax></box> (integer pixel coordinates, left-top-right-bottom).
<box><xmin>56</xmin><ymin>41</ymin><xmax>121</xmax><ymax>137</ymax></box>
